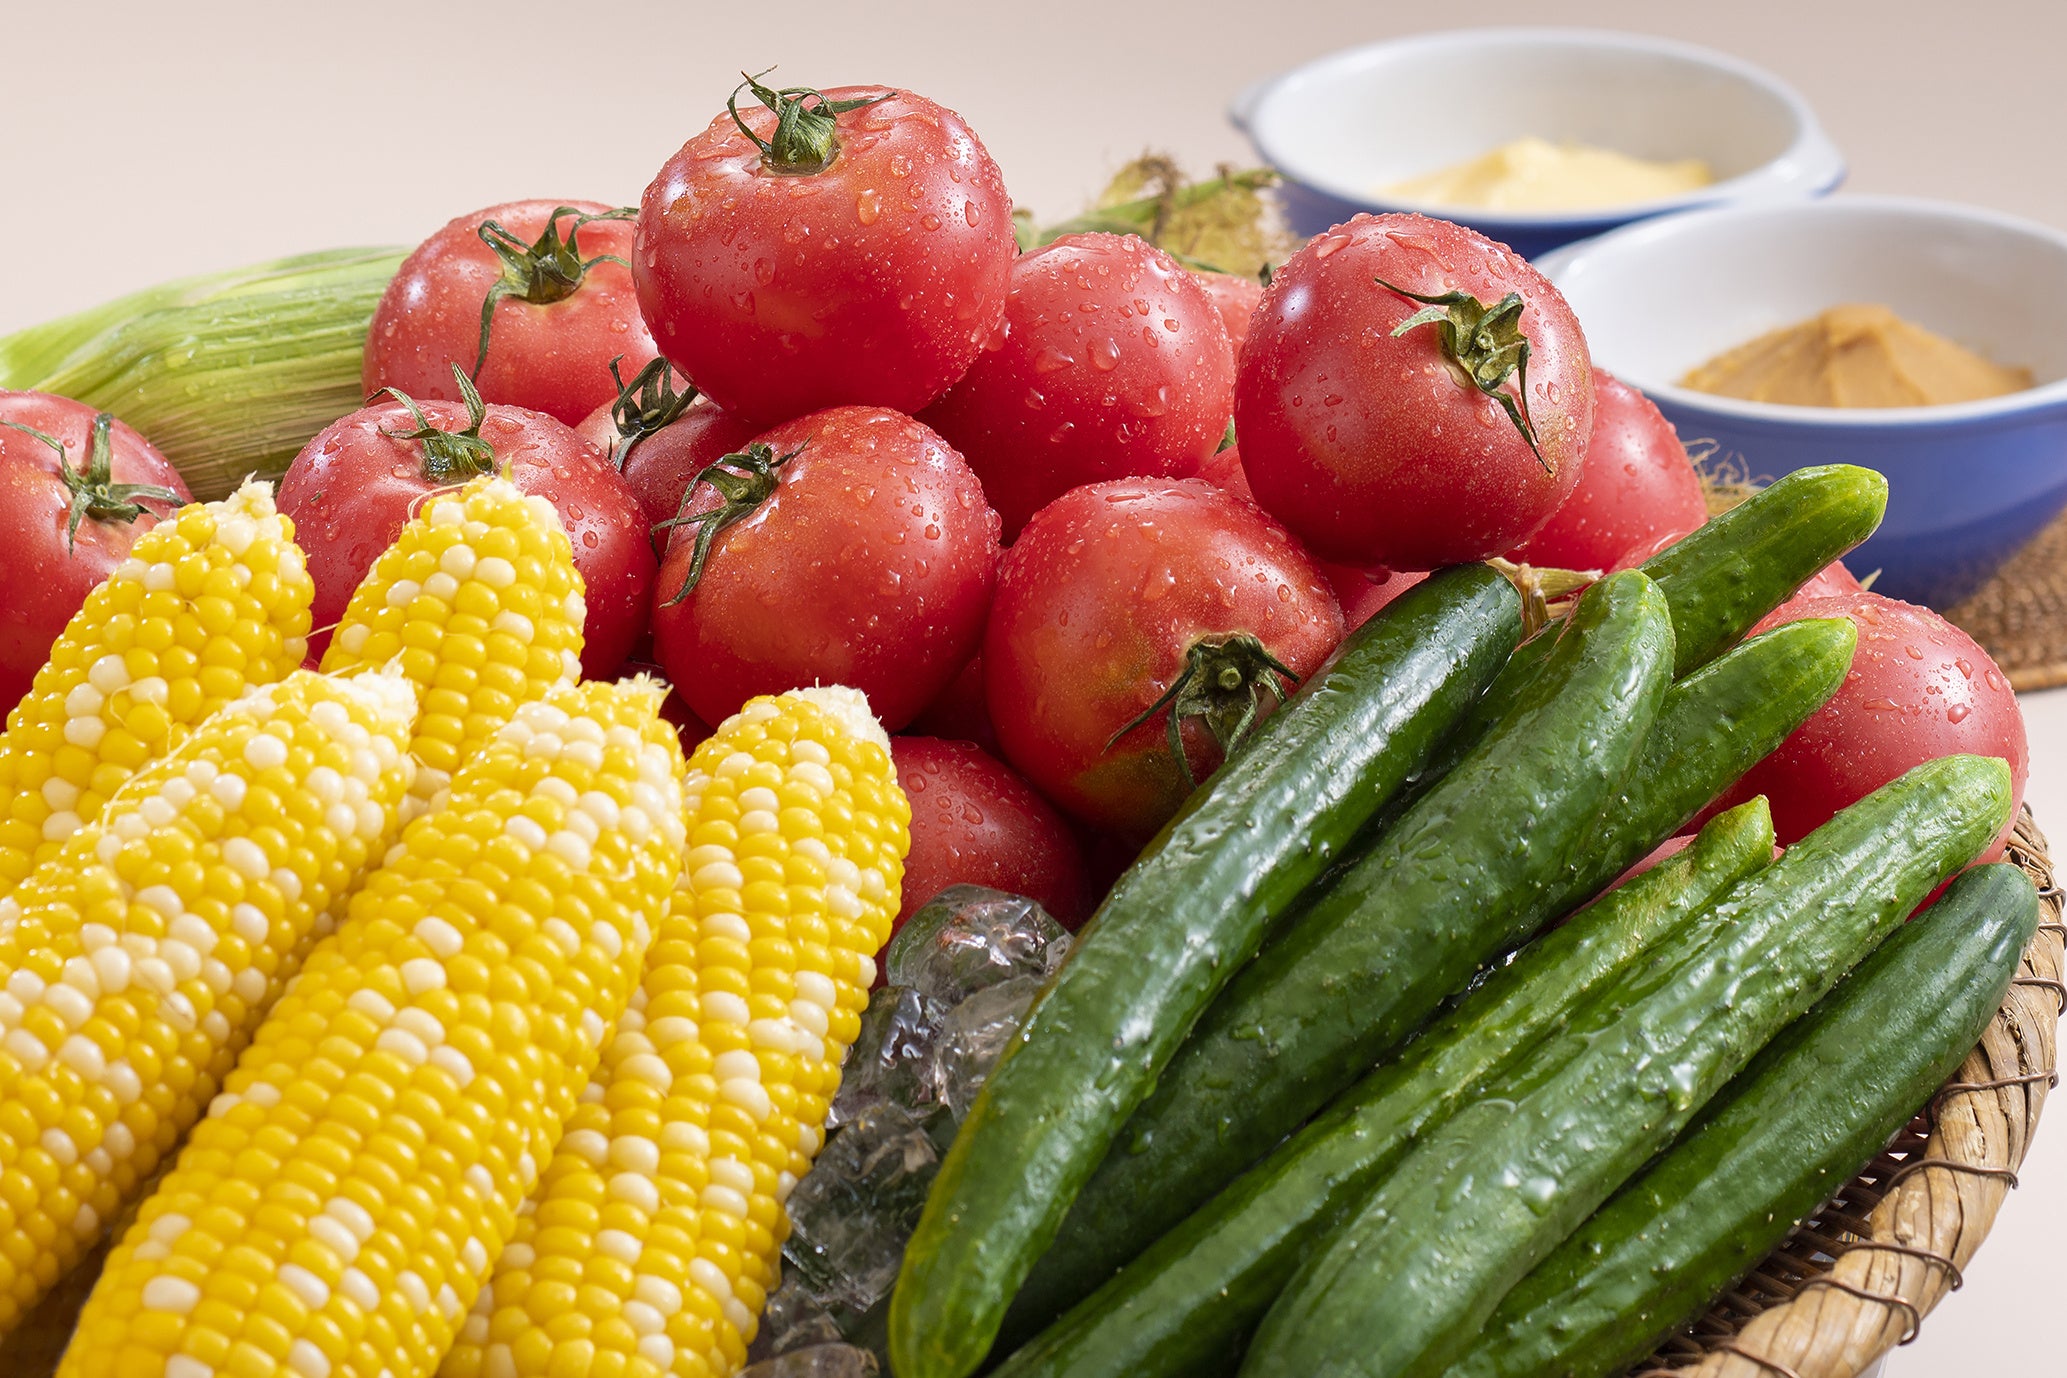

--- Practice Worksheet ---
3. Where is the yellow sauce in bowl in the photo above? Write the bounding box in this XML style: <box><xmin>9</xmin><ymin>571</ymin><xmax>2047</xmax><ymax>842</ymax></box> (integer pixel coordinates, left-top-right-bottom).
<box><xmin>1681</xmin><ymin>304</ymin><xmax>2033</xmax><ymax>408</ymax></box>
<box><xmin>1383</xmin><ymin>137</ymin><xmax>1712</xmax><ymax>212</ymax></box>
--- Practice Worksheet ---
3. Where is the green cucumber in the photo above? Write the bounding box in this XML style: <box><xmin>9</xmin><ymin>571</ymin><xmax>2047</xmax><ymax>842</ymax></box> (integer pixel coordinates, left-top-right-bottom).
<box><xmin>1454</xmin><ymin>860</ymin><xmax>2040</xmax><ymax>1378</ymax></box>
<box><xmin>1005</xmin><ymin>572</ymin><xmax>1674</xmax><ymax>1340</ymax></box>
<box><xmin>1639</xmin><ymin>463</ymin><xmax>1887</xmax><ymax>674</ymax></box>
<box><xmin>885</xmin><ymin>566</ymin><xmax>1523</xmax><ymax>1378</ymax></box>
<box><xmin>1242</xmin><ymin>752</ymin><xmax>2015</xmax><ymax>1378</ymax></box>
<box><xmin>990</xmin><ymin>800</ymin><xmax>1777</xmax><ymax>1378</ymax></box>
<box><xmin>1542</xmin><ymin>615</ymin><xmax>1855</xmax><ymax>913</ymax></box>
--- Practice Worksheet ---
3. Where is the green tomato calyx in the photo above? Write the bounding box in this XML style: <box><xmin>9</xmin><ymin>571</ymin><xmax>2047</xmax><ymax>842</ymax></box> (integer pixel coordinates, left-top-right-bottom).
<box><xmin>375</xmin><ymin>366</ymin><xmax>500</xmax><ymax>485</ymax></box>
<box><xmin>473</xmin><ymin>205</ymin><xmax>635</xmax><ymax>379</ymax></box>
<box><xmin>655</xmin><ymin>440</ymin><xmax>805</xmax><ymax>605</ymax></box>
<box><xmin>0</xmin><ymin>412</ymin><xmax>186</xmax><ymax>553</ymax></box>
<box><xmin>1108</xmin><ymin>632</ymin><xmax>1300</xmax><ymax>787</ymax></box>
<box><xmin>728</xmin><ymin>70</ymin><xmax>889</xmax><ymax>177</ymax></box>
<box><xmin>1376</xmin><ymin>276</ymin><xmax>1550</xmax><ymax>471</ymax></box>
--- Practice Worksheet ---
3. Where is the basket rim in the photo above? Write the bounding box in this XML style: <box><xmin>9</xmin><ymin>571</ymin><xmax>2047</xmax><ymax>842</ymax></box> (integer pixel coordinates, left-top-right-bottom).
<box><xmin>1636</xmin><ymin>806</ymin><xmax>2061</xmax><ymax>1377</ymax></box>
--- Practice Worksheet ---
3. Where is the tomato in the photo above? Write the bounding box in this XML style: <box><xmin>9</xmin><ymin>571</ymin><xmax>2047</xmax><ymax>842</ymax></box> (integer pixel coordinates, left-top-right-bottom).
<box><xmin>572</xmin><ymin>359</ymin><xmax>768</xmax><ymax>533</ymax></box>
<box><xmin>984</xmin><ymin>478</ymin><xmax>1342</xmax><ymax>835</ymax></box>
<box><xmin>1793</xmin><ymin>558</ymin><xmax>1865</xmax><ymax>602</ymax></box>
<box><xmin>1236</xmin><ymin>212</ymin><xmax>1594</xmax><ymax>569</ymax></box>
<box><xmin>363</xmin><ymin>200</ymin><xmax>656</xmax><ymax>427</ymax></box>
<box><xmin>1508</xmin><ymin>371</ymin><xmax>1704</xmax><ymax>571</ymax></box>
<box><xmin>649</xmin><ymin>406</ymin><xmax>999</xmax><ymax>733</ymax></box>
<box><xmin>634</xmin><ymin>79</ymin><xmax>1015</xmax><ymax>426</ymax></box>
<box><xmin>1327</xmin><ymin>564</ymin><xmax>1428</xmax><ymax>632</ymax></box>
<box><xmin>891</xmin><ymin>736</ymin><xmax>1090</xmax><ymax>930</ymax></box>
<box><xmin>1199</xmin><ymin>444</ymin><xmax>1416</xmax><ymax>635</ymax></box>
<box><xmin>908</xmin><ymin>654</ymin><xmax>1000</xmax><ymax>757</ymax></box>
<box><xmin>279</xmin><ymin>381</ymin><xmax>655</xmax><ymax>677</ymax></box>
<box><xmin>1709</xmin><ymin>591</ymin><xmax>2029</xmax><ymax>858</ymax></box>
<box><xmin>923</xmin><ymin>232</ymin><xmax>1237</xmax><ymax>538</ymax></box>
<box><xmin>1195</xmin><ymin>270</ymin><xmax>1264</xmax><ymax>355</ymax></box>
<box><xmin>0</xmin><ymin>393</ymin><xmax>190</xmax><ymax>716</ymax></box>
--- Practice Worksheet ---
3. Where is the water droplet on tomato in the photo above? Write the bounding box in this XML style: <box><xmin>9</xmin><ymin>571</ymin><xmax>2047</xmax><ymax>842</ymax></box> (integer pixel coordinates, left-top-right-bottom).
<box><xmin>964</xmin><ymin>200</ymin><xmax>980</xmax><ymax>227</ymax></box>
<box><xmin>1954</xmin><ymin>658</ymin><xmax>1974</xmax><ymax>679</ymax></box>
<box><xmin>1034</xmin><ymin>347</ymin><xmax>1076</xmax><ymax>375</ymax></box>
<box><xmin>1948</xmin><ymin>703</ymin><xmax>1972</xmax><ymax>723</ymax></box>
<box><xmin>1089</xmin><ymin>338</ymin><xmax>1121</xmax><ymax>372</ymax></box>
<box><xmin>1313</xmin><ymin>233</ymin><xmax>1352</xmax><ymax>260</ymax></box>
<box><xmin>921</xmin><ymin>213</ymin><xmax>943</xmax><ymax>232</ymax></box>
<box><xmin>856</xmin><ymin>190</ymin><xmax>882</xmax><ymax>225</ymax></box>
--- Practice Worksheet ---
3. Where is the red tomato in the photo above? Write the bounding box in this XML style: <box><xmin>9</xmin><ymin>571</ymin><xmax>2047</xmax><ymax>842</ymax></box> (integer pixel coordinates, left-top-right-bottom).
<box><xmin>278</xmin><ymin>385</ymin><xmax>655</xmax><ymax>677</ymax></box>
<box><xmin>634</xmin><ymin>80</ymin><xmax>1015</xmax><ymax>425</ymax></box>
<box><xmin>1200</xmin><ymin>444</ymin><xmax>1419</xmax><ymax>634</ymax></box>
<box><xmin>1793</xmin><ymin>558</ymin><xmax>1866</xmax><ymax>602</ymax></box>
<box><xmin>908</xmin><ymin>654</ymin><xmax>1000</xmax><ymax>757</ymax></box>
<box><xmin>922</xmin><ymin>232</ymin><xmax>1237</xmax><ymax>539</ymax></box>
<box><xmin>1508</xmin><ymin>371</ymin><xmax>1704</xmax><ymax>571</ymax></box>
<box><xmin>1327</xmin><ymin>564</ymin><xmax>1428</xmax><ymax>632</ymax></box>
<box><xmin>1236</xmin><ymin>213</ymin><xmax>1593</xmax><ymax>568</ymax></box>
<box><xmin>1195</xmin><ymin>270</ymin><xmax>1265</xmax><ymax>355</ymax></box>
<box><xmin>0</xmin><ymin>393</ymin><xmax>190</xmax><ymax>716</ymax></box>
<box><xmin>1710</xmin><ymin>592</ymin><xmax>2028</xmax><ymax>858</ymax></box>
<box><xmin>649</xmin><ymin>406</ymin><xmax>999</xmax><ymax>733</ymax></box>
<box><xmin>891</xmin><ymin>736</ymin><xmax>1090</xmax><ymax>929</ymax></box>
<box><xmin>984</xmin><ymin>478</ymin><xmax>1342</xmax><ymax>835</ymax></box>
<box><xmin>572</xmin><ymin>359</ymin><xmax>768</xmax><ymax>532</ymax></box>
<box><xmin>363</xmin><ymin>200</ymin><xmax>656</xmax><ymax>427</ymax></box>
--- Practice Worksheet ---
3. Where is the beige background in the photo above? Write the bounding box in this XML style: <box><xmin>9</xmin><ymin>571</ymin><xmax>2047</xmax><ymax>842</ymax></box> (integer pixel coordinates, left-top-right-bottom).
<box><xmin>1</xmin><ymin>1</ymin><xmax>2060</xmax><ymax>1372</ymax></box>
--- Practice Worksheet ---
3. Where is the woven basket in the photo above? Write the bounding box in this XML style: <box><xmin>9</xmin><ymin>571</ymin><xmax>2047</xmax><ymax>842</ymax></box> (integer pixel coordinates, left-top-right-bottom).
<box><xmin>1636</xmin><ymin>806</ymin><xmax>2062</xmax><ymax>1377</ymax></box>
<box><xmin>2</xmin><ymin>823</ymin><xmax>2057</xmax><ymax>1378</ymax></box>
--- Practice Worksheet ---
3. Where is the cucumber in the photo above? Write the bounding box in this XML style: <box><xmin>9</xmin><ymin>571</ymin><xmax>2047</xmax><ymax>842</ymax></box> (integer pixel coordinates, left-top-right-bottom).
<box><xmin>885</xmin><ymin>566</ymin><xmax>1523</xmax><ymax>1378</ymax></box>
<box><xmin>1241</xmin><ymin>753</ymin><xmax>2015</xmax><ymax>1378</ymax></box>
<box><xmin>1639</xmin><ymin>464</ymin><xmax>1887</xmax><ymax>675</ymax></box>
<box><xmin>1005</xmin><ymin>572</ymin><xmax>1674</xmax><ymax>1339</ymax></box>
<box><xmin>989</xmin><ymin>800</ymin><xmax>1777</xmax><ymax>1378</ymax></box>
<box><xmin>1542</xmin><ymin>615</ymin><xmax>1855</xmax><ymax>913</ymax></box>
<box><xmin>1454</xmin><ymin>860</ymin><xmax>2040</xmax><ymax>1378</ymax></box>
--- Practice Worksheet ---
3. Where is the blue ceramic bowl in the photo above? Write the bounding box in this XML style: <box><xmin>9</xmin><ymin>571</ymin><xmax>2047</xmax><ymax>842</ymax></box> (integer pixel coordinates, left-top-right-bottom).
<box><xmin>1232</xmin><ymin>28</ymin><xmax>1845</xmax><ymax>259</ymax></box>
<box><xmin>1538</xmin><ymin>196</ymin><xmax>2067</xmax><ymax>608</ymax></box>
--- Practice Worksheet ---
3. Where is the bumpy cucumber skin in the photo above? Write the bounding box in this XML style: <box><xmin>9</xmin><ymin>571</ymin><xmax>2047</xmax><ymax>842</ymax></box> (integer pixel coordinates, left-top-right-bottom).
<box><xmin>1242</xmin><ymin>753</ymin><xmax>2014</xmax><ymax>1378</ymax></box>
<box><xmin>1639</xmin><ymin>464</ymin><xmax>1887</xmax><ymax>675</ymax></box>
<box><xmin>1454</xmin><ymin>861</ymin><xmax>2039</xmax><ymax>1378</ymax></box>
<box><xmin>886</xmin><ymin>567</ymin><xmax>1523</xmax><ymax>1378</ymax></box>
<box><xmin>1012</xmin><ymin>572</ymin><xmax>1674</xmax><ymax>1333</ymax></box>
<box><xmin>989</xmin><ymin>801</ymin><xmax>1777</xmax><ymax>1378</ymax></box>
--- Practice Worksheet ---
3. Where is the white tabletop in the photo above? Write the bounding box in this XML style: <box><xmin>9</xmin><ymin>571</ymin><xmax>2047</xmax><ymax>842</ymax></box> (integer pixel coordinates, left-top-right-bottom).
<box><xmin>1</xmin><ymin>2</ymin><xmax>2059</xmax><ymax>1372</ymax></box>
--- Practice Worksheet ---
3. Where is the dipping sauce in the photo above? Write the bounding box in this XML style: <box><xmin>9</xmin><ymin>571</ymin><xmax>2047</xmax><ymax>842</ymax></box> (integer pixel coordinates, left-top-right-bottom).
<box><xmin>1681</xmin><ymin>304</ymin><xmax>2034</xmax><ymax>408</ymax></box>
<box><xmin>1384</xmin><ymin>137</ymin><xmax>1712</xmax><ymax>212</ymax></box>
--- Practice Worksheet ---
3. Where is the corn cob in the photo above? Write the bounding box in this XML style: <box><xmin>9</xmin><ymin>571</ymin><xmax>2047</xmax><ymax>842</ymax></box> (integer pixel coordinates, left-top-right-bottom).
<box><xmin>0</xmin><ymin>667</ymin><xmax>417</xmax><ymax>1335</ymax></box>
<box><xmin>62</xmin><ymin>678</ymin><xmax>688</xmax><ymax>1378</ymax></box>
<box><xmin>321</xmin><ymin>475</ymin><xmax>585</xmax><ymax>810</ymax></box>
<box><xmin>448</xmin><ymin>686</ymin><xmax>909</xmax><ymax>1378</ymax></box>
<box><xmin>0</xmin><ymin>481</ymin><xmax>315</xmax><ymax>896</ymax></box>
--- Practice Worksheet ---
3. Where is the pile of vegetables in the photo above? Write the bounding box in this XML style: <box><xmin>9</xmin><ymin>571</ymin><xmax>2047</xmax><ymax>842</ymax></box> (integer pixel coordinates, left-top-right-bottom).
<box><xmin>0</xmin><ymin>66</ymin><xmax>2040</xmax><ymax>1378</ymax></box>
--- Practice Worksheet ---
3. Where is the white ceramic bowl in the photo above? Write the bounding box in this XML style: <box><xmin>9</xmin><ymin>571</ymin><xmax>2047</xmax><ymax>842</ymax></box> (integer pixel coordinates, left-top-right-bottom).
<box><xmin>1233</xmin><ymin>28</ymin><xmax>1845</xmax><ymax>257</ymax></box>
<box><xmin>1537</xmin><ymin>195</ymin><xmax>2067</xmax><ymax>606</ymax></box>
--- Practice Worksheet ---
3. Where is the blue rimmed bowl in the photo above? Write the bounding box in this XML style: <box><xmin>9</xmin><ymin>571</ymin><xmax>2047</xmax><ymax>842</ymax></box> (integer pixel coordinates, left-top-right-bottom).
<box><xmin>1538</xmin><ymin>195</ymin><xmax>2067</xmax><ymax>608</ymax></box>
<box><xmin>1232</xmin><ymin>27</ymin><xmax>1845</xmax><ymax>259</ymax></box>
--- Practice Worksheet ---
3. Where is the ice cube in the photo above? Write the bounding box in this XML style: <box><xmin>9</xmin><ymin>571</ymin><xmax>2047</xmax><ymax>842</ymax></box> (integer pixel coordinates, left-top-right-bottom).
<box><xmin>929</xmin><ymin>974</ymin><xmax>1044</xmax><ymax>1122</ymax></box>
<box><xmin>783</xmin><ymin>1103</ymin><xmax>941</xmax><ymax>1313</ymax></box>
<box><xmin>746</xmin><ymin>1268</ymin><xmax>845</xmax><ymax>1364</ymax></box>
<box><xmin>737</xmin><ymin>1343</ymin><xmax>879</xmax><ymax>1377</ymax></box>
<box><xmin>829</xmin><ymin>985</ymin><xmax>945</xmax><ymax>1128</ymax></box>
<box><xmin>884</xmin><ymin>884</ymin><xmax>1072</xmax><ymax>1007</ymax></box>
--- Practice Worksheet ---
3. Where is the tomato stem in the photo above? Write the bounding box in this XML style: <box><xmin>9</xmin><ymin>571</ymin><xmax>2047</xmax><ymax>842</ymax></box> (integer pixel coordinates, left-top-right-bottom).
<box><xmin>727</xmin><ymin>70</ymin><xmax>888</xmax><ymax>176</ymax></box>
<box><xmin>654</xmin><ymin>440</ymin><xmax>804</xmax><ymax>605</ymax></box>
<box><xmin>374</xmin><ymin>367</ymin><xmax>500</xmax><ymax>485</ymax></box>
<box><xmin>601</xmin><ymin>356</ymin><xmax>700</xmax><ymax>472</ymax></box>
<box><xmin>1487</xmin><ymin>556</ymin><xmax>1599</xmax><ymax>637</ymax></box>
<box><xmin>0</xmin><ymin>413</ymin><xmax>186</xmax><ymax>553</ymax></box>
<box><xmin>1375</xmin><ymin>277</ymin><xmax>1549</xmax><ymax>471</ymax></box>
<box><xmin>1107</xmin><ymin>632</ymin><xmax>1300</xmax><ymax>787</ymax></box>
<box><xmin>472</xmin><ymin>205</ymin><xmax>635</xmax><ymax>380</ymax></box>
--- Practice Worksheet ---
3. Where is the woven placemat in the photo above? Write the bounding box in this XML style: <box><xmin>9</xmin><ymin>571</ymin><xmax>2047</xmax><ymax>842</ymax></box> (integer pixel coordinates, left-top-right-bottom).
<box><xmin>1947</xmin><ymin>507</ymin><xmax>2067</xmax><ymax>692</ymax></box>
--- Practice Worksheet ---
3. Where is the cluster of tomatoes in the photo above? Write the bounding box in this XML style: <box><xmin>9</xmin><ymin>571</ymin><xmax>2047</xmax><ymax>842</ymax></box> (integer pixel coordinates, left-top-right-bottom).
<box><xmin>0</xmin><ymin>75</ymin><xmax>2028</xmax><ymax>934</ymax></box>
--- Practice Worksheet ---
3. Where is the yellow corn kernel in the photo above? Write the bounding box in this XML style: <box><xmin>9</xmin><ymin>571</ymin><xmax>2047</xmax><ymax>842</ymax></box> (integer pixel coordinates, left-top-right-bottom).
<box><xmin>0</xmin><ymin>481</ymin><xmax>315</xmax><ymax>895</ymax></box>
<box><xmin>0</xmin><ymin>668</ymin><xmax>416</xmax><ymax>1336</ymax></box>
<box><xmin>448</xmin><ymin>686</ymin><xmax>909</xmax><ymax>1378</ymax></box>
<box><xmin>62</xmin><ymin>678</ymin><xmax>688</xmax><ymax>1378</ymax></box>
<box><xmin>321</xmin><ymin>475</ymin><xmax>585</xmax><ymax>808</ymax></box>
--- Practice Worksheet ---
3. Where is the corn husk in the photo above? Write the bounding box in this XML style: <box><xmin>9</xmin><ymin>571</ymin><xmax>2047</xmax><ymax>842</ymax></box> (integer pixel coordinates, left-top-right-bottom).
<box><xmin>0</xmin><ymin>247</ymin><xmax>403</xmax><ymax>500</ymax></box>
<box><xmin>1025</xmin><ymin>155</ymin><xmax>1295</xmax><ymax>278</ymax></box>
